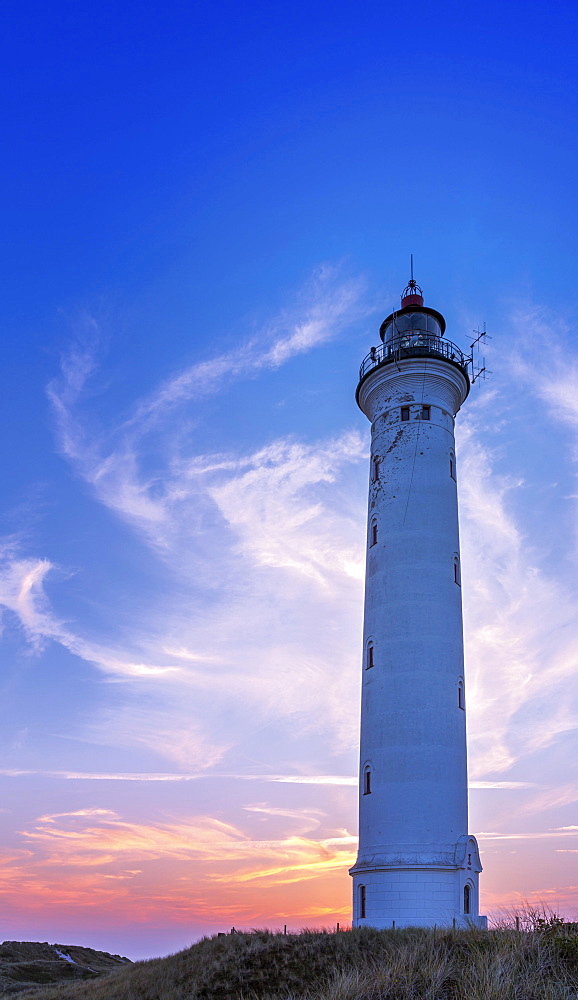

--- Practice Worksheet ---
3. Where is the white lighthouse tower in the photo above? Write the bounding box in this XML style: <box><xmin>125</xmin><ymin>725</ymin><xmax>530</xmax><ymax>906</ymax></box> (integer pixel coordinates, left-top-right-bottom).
<box><xmin>350</xmin><ymin>274</ymin><xmax>486</xmax><ymax>929</ymax></box>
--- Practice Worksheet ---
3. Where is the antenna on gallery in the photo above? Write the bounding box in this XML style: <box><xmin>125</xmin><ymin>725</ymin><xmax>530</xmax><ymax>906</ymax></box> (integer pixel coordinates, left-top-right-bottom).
<box><xmin>469</xmin><ymin>323</ymin><xmax>492</xmax><ymax>384</ymax></box>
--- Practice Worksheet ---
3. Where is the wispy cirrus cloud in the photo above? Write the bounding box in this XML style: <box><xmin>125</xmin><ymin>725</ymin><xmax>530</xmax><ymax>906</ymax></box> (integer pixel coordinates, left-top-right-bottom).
<box><xmin>457</xmin><ymin>375</ymin><xmax>578</xmax><ymax>778</ymax></box>
<box><xmin>46</xmin><ymin>264</ymin><xmax>368</xmax><ymax>527</ymax></box>
<box><xmin>469</xmin><ymin>781</ymin><xmax>537</xmax><ymax>789</ymax></box>
<box><xmin>0</xmin><ymin>769</ymin><xmax>359</xmax><ymax>784</ymax></box>
<box><xmin>479</xmin><ymin>830</ymin><xmax>578</xmax><ymax>841</ymax></box>
<box><xmin>126</xmin><ymin>264</ymin><xmax>368</xmax><ymax>427</ymax></box>
<box><xmin>208</xmin><ymin>433</ymin><xmax>365</xmax><ymax>585</ymax></box>
<box><xmin>0</xmin><ymin>824</ymin><xmax>354</xmax><ymax>934</ymax></box>
<box><xmin>0</xmin><ymin>267</ymin><xmax>369</xmax><ymax>774</ymax></box>
<box><xmin>44</xmin><ymin>265</ymin><xmax>369</xmax><ymax>571</ymax></box>
<box><xmin>22</xmin><ymin>810</ymin><xmax>250</xmax><ymax>864</ymax></box>
<box><xmin>8</xmin><ymin>805</ymin><xmax>356</xmax><ymax>904</ymax></box>
<box><xmin>0</xmin><ymin>546</ymin><xmax>68</xmax><ymax>652</ymax></box>
<box><xmin>508</xmin><ymin>306</ymin><xmax>578</xmax><ymax>438</ymax></box>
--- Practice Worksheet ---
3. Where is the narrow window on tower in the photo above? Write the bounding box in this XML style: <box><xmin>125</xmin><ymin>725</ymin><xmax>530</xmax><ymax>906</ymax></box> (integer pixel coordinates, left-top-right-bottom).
<box><xmin>400</xmin><ymin>406</ymin><xmax>410</xmax><ymax>422</ymax></box>
<box><xmin>363</xmin><ymin>766</ymin><xmax>372</xmax><ymax>795</ymax></box>
<box><xmin>458</xmin><ymin>680</ymin><xmax>465</xmax><ymax>710</ymax></box>
<box><xmin>370</xmin><ymin>520</ymin><xmax>378</xmax><ymax>546</ymax></box>
<box><xmin>372</xmin><ymin>456</ymin><xmax>380</xmax><ymax>482</ymax></box>
<box><xmin>421</xmin><ymin>404</ymin><xmax>431</xmax><ymax>420</ymax></box>
<box><xmin>463</xmin><ymin>883</ymin><xmax>471</xmax><ymax>915</ymax></box>
<box><xmin>450</xmin><ymin>451</ymin><xmax>456</xmax><ymax>480</ymax></box>
<box><xmin>453</xmin><ymin>556</ymin><xmax>461</xmax><ymax>586</ymax></box>
<box><xmin>359</xmin><ymin>884</ymin><xmax>366</xmax><ymax>919</ymax></box>
<box><xmin>366</xmin><ymin>643</ymin><xmax>374</xmax><ymax>669</ymax></box>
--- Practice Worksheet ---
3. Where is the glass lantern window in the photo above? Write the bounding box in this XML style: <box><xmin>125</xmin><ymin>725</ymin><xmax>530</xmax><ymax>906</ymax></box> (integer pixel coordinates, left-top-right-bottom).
<box><xmin>409</xmin><ymin>313</ymin><xmax>425</xmax><ymax>330</ymax></box>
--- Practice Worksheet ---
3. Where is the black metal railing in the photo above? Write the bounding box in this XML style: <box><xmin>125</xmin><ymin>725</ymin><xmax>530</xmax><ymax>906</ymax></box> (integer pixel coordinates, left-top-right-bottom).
<box><xmin>359</xmin><ymin>333</ymin><xmax>469</xmax><ymax>381</ymax></box>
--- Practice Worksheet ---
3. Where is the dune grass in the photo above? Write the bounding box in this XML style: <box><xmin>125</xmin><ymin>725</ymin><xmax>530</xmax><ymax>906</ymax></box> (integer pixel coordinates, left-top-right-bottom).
<box><xmin>11</xmin><ymin>915</ymin><xmax>578</xmax><ymax>1000</ymax></box>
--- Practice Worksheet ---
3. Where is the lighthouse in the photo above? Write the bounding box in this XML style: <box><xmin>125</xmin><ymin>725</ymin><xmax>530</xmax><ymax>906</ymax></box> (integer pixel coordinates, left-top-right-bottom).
<box><xmin>349</xmin><ymin>275</ymin><xmax>486</xmax><ymax>929</ymax></box>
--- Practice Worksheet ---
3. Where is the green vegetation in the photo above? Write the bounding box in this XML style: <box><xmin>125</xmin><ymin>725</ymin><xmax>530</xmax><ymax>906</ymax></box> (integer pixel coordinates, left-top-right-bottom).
<box><xmin>9</xmin><ymin>915</ymin><xmax>578</xmax><ymax>1000</ymax></box>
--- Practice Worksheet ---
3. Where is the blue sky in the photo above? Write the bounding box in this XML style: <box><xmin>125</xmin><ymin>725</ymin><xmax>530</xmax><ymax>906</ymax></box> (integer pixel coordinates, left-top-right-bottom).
<box><xmin>1</xmin><ymin>0</ymin><xmax>578</xmax><ymax>961</ymax></box>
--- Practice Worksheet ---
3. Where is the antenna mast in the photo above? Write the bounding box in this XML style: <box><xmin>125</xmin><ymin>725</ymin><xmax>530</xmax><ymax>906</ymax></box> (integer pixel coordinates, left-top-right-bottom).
<box><xmin>468</xmin><ymin>324</ymin><xmax>492</xmax><ymax>383</ymax></box>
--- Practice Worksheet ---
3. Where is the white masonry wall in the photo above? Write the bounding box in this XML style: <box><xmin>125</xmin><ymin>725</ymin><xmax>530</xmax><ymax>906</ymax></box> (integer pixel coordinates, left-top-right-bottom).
<box><xmin>350</xmin><ymin>354</ymin><xmax>486</xmax><ymax>929</ymax></box>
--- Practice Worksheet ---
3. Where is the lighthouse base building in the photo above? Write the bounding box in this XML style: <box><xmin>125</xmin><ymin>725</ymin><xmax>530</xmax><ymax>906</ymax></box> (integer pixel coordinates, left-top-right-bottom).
<box><xmin>350</xmin><ymin>840</ymin><xmax>485</xmax><ymax>930</ymax></box>
<box><xmin>349</xmin><ymin>277</ymin><xmax>486</xmax><ymax>930</ymax></box>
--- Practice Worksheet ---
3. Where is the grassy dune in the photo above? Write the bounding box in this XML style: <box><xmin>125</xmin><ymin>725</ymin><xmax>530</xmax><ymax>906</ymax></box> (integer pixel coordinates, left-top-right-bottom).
<box><xmin>11</xmin><ymin>919</ymin><xmax>578</xmax><ymax>1000</ymax></box>
<box><xmin>0</xmin><ymin>942</ymin><xmax>130</xmax><ymax>997</ymax></box>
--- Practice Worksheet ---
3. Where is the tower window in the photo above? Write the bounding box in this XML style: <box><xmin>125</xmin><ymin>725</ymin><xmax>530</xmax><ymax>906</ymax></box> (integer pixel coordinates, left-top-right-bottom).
<box><xmin>464</xmin><ymin>883</ymin><xmax>471</xmax><ymax>915</ymax></box>
<box><xmin>363</xmin><ymin>767</ymin><xmax>372</xmax><ymax>795</ymax></box>
<box><xmin>450</xmin><ymin>452</ymin><xmax>456</xmax><ymax>480</ymax></box>
<box><xmin>372</xmin><ymin>457</ymin><xmax>380</xmax><ymax>482</ymax></box>
<box><xmin>367</xmin><ymin>643</ymin><xmax>374</xmax><ymax>669</ymax></box>
<box><xmin>370</xmin><ymin>521</ymin><xmax>378</xmax><ymax>546</ymax></box>
<box><xmin>359</xmin><ymin>884</ymin><xmax>366</xmax><ymax>919</ymax></box>
<box><xmin>453</xmin><ymin>556</ymin><xmax>461</xmax><ymax>585</ymax></box>
<box><xmin>400</xmin><ymin>406</ymin><xmax>410</xmax><ymax>422</ymax></box>
<box><xmin>421</xmin><ymin>405</ymin><xmax>431</xmax><ymax>420</ymax></box>
<box><xmin>458</xmin><ymin>681</ymin><xmax>465</xmax><ymax>710</ymax></box>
